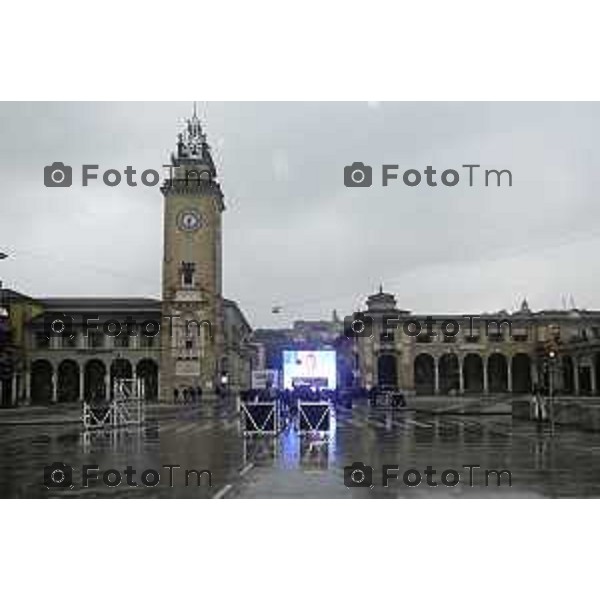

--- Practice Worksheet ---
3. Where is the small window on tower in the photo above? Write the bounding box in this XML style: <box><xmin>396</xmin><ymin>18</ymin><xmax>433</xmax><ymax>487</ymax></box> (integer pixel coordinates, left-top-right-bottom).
<box><xmin>181</xmin><ymin>262</ymin><xmax>196</xmax><ymax>287</ymax></box>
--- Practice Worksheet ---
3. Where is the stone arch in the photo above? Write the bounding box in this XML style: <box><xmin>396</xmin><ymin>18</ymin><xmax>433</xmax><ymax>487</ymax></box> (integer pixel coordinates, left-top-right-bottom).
<box><xmin>377</xmin><ymin>354</ymin><xmax>397</xmax><ymax>388</ymax></box>
<box><xmin>57</xmin><ymin>360</ymin><xmax>80</xmax><ymax>403</ymax></box>
<box><xmin>488</xmin><ymin>353</ymin><xmax>508</xmax><ymax>393</ymax></box>
<box><xmin>511</xmin><ymin>353</ymin><xmax>532</xmax><ymax>394</ymax></box>
<box><xmin>579</xmin><ymin>361</ymin><xmax>592</xmax><ymax>396</ymax></box>
<box><xmin>439</xmin><ymin>353</ymin><xmax>460</xmax><ymax>394</ymax></box>
<box><xmin>84</xmin><ymin>359</ymin><xmax>106</xmax><ymax>402</ymax></box>
<box><xmin>136</xmin><ymin>358</ymin><xmax>158</xmax><ymax>400</ymax></box>
<box><xmin>562</xmin><ymin>355</ymin><xmax>574</xmax><ymax>394</ymax></box>
<box><xmin>463</xmin><ymin>353</ymin><xmax>483</xmax><ymax>393</ymax></box>
<box><xmin>0</xmin><ymin>377</ymin><xmax>13</xmax><ymax>407</ymax></box>
<box><xmin>110</xmin><ymin>358</ymin><xmax>133</xmax><ymax>398</ymax></box>
<box><xmin>414</xmin><ymin>353</ymin><xmax>435</xmax><ymax>395</ymax></box>
<box><xmin>31</xmin><ymin>359</ymin><xmax>53</xmax><ymax>404</ymax></box>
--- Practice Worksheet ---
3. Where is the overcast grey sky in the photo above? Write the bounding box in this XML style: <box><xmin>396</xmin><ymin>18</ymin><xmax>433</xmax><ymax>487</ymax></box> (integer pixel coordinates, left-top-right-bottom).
<box><xmin>1</xmin><ymin>102</ymin><xmax>599</xmax><ymax>327</ymax></box>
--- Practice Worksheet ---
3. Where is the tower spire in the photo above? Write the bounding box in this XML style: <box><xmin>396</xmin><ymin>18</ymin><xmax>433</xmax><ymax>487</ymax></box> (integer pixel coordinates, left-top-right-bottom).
<box><xmin>170</xmin><ymin>106</ymin><xmax>216</xmax><ymax>176</ymax></box>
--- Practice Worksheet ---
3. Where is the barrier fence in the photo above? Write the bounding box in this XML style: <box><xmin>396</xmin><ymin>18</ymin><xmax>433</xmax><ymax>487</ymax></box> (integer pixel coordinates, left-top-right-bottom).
<box><xmin>82</xmin><ymin>378</ymin><xmax>146</xmax><ymax>431</ymax></box>
<box><xmin>298</xmin><ymin>401</ymin><xmax>331</xmax><ymax>435</ymax></box>
<box><xmin>241</xmin><ymin>401</ymin><xmax>281</xmax><ymax>435</ymax></box>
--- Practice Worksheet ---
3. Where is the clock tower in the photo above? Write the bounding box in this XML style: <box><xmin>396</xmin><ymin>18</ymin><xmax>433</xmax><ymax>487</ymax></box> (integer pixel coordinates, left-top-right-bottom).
<box><xmin>160</xmin><ymin>108</ymin><xmax>225</xmax><ymax>399</ymax></box>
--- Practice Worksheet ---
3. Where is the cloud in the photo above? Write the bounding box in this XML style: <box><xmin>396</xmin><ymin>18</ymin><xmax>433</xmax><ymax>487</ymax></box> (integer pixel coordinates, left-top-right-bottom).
<box><xmin>1</xmin><ymin>102</ymin><xmax>599</xmax><ymax>327</ymax></box>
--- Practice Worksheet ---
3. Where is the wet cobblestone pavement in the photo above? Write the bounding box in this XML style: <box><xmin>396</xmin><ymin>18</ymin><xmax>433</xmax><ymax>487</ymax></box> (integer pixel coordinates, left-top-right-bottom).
<box><xmin>2</xmin><ymin>399</ymin><xmax>600</xmax><ymax>498</ymax></box>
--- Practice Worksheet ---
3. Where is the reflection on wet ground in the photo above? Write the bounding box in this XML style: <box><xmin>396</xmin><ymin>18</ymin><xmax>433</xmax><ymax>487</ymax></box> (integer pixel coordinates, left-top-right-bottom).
<box><xmin>2</xmin><ymin>401</ymin><xmax>600</xmax><ymax>498</ymax></box>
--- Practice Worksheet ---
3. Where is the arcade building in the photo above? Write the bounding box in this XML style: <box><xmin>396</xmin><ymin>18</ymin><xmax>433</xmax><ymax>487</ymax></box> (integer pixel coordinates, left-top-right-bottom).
<box><xmin>254</xmin><ymin>289</ymin><xmax>600</xmax><ymax>398</ymax></box>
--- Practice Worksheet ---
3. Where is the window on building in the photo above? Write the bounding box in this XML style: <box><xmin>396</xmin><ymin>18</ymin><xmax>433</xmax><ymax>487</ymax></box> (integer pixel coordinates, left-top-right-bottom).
<box><xmin>87</xmin><ymin>331</ymin><xmax>103</xmax><ymax>348</ymax></box>
<box><xmin>140</xmin><ymin>334</ymin><xmax>155</xmax><ymax>348</ymax></box>
<box><xmin>114</xmin><ymin>335</ymin><xmax>130</xmax><ymax>348</ymax></box>
<box><xmin>181</xmin><ymin>262</ymin><xmax>196</xmax><ymax>287</ymax></box>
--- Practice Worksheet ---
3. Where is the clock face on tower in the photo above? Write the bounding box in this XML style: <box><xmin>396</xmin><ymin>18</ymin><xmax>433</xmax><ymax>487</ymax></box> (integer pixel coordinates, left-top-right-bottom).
<box><xmin>177</xmin><ymin>209</ymin><xmax>202</xmax><ymax>232</ymax></box>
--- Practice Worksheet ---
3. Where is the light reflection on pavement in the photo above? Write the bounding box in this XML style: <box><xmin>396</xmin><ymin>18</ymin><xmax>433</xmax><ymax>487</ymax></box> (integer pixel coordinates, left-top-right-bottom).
<box><xmin>1</xmin><ymin>400</ymin><xmax>600</xmax><ymax>498</ymax></box>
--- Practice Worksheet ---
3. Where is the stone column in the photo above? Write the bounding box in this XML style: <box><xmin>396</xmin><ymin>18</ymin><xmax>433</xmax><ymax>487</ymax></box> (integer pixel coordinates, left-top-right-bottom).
<box><xmin>132</xmin><ymin>363</ymin><xmax>139</xmax><ymax>397</ymax></box>
<box><xmin>458</xmin><ymin>358</ymin><xmax>464</xmax><ymax>394</ymax></box>
<box><xmin>25</xmin><ymin>369</ymin><xmax>31</xmax><ymax>405</ymax></box>
<box><xmin>590</xmin><ymin>359</ymin><xmax>597</xmax><ymax>396</ymax></box>
<box><xmin>105</xmin><ymin>370</ymin><xmax>111</xmax><ymax>400</ymax></box>
<box><xmin>396</xmin><ymin>353</ymin><xmax>403</xmax><ymax>390</ymax></box>
<box><xmin>573</xmin><ymin>358</ymin><xmax>580</xmax><ymax>396</ymax></box>
<box><xmin>483</xmin><ymin>357</ymin><xmax>489</xmax><ymax>394</ymax></box>
<box><xmin>11</xmin><ymin>373</ymin><xmax>17</xmax><ymax>405</ymax></box>
<box><xmin>507</xmin><ymin>357</ymin><xmax>513</xmax><ymax>393</ymax></box>
<box><xmin>79</xmin><ymin>366</ymin><xmax>85</xmax><ymax>402</ymax></box>
<box><xmin>530</xmin><ymin>360</ymin><xmax>538</xmax><ymax>388</ymax></box>
<box><xmin>51</xmin><ymin>371</ymin><xmax>58</xmax><ymax>403</ymax></box>
<box><xmin>434</xmin><ymin>357</ymin><xmax>440</xmax><ymax>395</ymax></box>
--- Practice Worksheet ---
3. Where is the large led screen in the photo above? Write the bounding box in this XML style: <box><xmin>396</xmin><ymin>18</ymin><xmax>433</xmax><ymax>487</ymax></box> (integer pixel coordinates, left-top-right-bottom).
<box><xmin>282</xmin><ymin>350</ymin><xmax>337</xmax><ymax>390</ymax></box>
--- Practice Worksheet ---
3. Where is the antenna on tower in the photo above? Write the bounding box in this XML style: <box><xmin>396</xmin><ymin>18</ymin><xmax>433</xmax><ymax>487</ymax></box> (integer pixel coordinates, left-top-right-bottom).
<box><xmin>192</xmin><ymin>101</ymin><xmax>198</xmax><ymax>118</ymax></box>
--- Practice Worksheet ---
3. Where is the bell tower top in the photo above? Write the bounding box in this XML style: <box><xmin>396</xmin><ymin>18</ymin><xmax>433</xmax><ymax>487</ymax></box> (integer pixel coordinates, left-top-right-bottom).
<box><xmin>162</xmin><ymin>105</ymin><xmax>224</xmax><ymax>212</ymax></box>
<box><xmin>171</xmin><ymin>106</ymin><xmax>217</xmax><ymax>175</ymax></box>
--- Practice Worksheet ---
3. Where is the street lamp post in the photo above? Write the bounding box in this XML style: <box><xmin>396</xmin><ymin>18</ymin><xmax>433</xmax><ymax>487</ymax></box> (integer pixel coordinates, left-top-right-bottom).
<box><xmin>547</xmin><ymin>350</ymin><xmax>557</xmax><ymax>434</ymax></box>
<box><xmin>548</xmin><ymin>350</ymin><xmax>556</xmax><ymax>398</ymax></box>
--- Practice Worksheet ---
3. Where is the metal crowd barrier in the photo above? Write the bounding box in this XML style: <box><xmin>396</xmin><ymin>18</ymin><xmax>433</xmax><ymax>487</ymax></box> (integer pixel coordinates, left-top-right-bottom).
<box><xmin>298</xmin><ymin>401</ymin><xmax>331</xmax><ymax>435</ymax></box>
<box><xmin>241</xmin><ymin>400</ymin><xmax>280</xmax><ymax>436</ymax></box>
<box><xmin>82</xmin><ymin>378</ymin><xmax>145</xmax><ymax>431</ymax></box>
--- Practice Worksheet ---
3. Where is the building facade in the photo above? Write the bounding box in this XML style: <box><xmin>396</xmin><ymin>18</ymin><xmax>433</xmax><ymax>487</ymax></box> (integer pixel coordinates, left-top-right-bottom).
<box><xmin>253</xmin><ymin>288</ymin><xmax>600</xmax><ymax>397</ymax></box>
<box><xmin>0</xmin><ymin>110</ymin><xmax>253</xmax><ymax>407</ymax></box>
